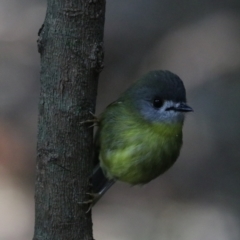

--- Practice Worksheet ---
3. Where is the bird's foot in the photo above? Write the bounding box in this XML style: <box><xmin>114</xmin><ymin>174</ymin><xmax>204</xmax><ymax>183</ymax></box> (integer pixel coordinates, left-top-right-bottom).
<box><xmin>80</xmin><ymin>112</ymin><xmax>99</xmax><ymax>128</ymax></box>
<box><xmin>78</xmin><ymin>192</ymin><xmax>101</xmax><ymax>213</ymax></box>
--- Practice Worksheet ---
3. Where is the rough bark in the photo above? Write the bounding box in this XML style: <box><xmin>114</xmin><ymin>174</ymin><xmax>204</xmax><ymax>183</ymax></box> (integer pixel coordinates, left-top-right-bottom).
<box><xmin>33</xmin><ymin>1</ymin><xmax>105</xmax><ymax>240</ymax></box>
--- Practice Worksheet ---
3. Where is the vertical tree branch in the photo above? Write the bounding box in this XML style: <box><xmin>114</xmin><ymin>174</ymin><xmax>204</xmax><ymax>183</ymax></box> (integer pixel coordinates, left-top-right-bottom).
<box><xmin>33</xmin><ymin>1</ymin><xmax>105</xmax><ymax>239</ymax></box>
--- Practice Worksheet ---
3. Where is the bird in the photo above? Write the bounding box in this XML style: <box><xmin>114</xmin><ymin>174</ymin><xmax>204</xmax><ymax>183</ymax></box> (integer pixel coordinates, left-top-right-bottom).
<box><xmin>90</xmin><ymin>70</ymin><xmax>193</xmax><ymax>206</ymax></box>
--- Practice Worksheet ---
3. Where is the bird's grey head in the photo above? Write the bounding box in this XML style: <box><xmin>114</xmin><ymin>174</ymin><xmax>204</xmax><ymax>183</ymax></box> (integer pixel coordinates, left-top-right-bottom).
<box><xmin>122</xmin><ymin>70</ymin><xmax>193</xmax><ymax>124</ymax></box>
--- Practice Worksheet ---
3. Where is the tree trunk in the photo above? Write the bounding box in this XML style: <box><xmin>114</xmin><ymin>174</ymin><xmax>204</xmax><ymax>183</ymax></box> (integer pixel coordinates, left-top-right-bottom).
<box><xmin>33</xmin><ymin>1</ymin><xmax>105</xmax><ymax>239</ymax></box>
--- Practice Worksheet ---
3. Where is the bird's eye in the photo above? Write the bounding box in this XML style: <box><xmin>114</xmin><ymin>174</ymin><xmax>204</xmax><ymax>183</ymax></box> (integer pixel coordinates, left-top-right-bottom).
<box><xmin>153</xmin><ymin>98</ymin><xmax>164</xmax><ymax>108</ymax></box>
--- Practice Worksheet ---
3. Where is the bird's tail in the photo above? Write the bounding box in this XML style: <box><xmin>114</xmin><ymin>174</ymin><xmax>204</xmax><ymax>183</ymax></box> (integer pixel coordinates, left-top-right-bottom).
<box><xmin>90</xmin><ymin>164</ymin><xmax>115</xmax><ymax>206</ymax></box>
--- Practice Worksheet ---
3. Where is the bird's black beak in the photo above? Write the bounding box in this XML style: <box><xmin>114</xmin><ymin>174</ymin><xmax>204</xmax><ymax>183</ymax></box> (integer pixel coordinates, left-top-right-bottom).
<box><xmin>175</xmin><ymin>103</ymin><xmax>193</xmax><ymax>112</ymax></box>
<box><xmin>166</xmin><ymin>103</ymin><xmax>193</xmax><ymax>112</ymax></box>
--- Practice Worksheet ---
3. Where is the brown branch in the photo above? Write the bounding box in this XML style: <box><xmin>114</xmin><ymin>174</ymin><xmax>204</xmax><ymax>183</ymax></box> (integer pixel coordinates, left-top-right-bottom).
<box><xmin>33</xmin><ymin>1</ymin><xmax>106</xmax><ymax>239</ymax></box>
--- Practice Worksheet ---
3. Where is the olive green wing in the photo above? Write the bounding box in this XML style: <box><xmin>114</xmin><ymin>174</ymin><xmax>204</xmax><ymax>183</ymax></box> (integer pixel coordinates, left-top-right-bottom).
<box><xmin>90</xmin><ymin>101</ymin><xmax>120</xmax><ymax>206</ymax></box>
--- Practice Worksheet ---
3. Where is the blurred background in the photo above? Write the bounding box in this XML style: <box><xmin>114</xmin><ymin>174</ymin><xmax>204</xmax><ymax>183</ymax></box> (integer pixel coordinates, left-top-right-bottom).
<box><xmin>0</xmin><ymin>0</ymin><xmax>240</xmax><ymax>239</ymax></box>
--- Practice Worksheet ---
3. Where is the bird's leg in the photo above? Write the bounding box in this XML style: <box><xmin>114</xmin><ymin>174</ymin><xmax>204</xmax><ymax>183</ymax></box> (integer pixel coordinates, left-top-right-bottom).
<box><xmin>80</xmin><ymin>112</ymin><xmax>99</xmax><ymax>128</ymax></box>
<box><xmin>78</xmin><ymin>191</ymin><xmax>101</xmax><ymax>213</ymax></box>
<box><xmin>78</xmin><ymin>181</ymin><xmax>97</xmax><ymax>212</ymax></box>
<box><xmin>89</xmin><ymin>180</ymin><xmax>115</xmax><ymax>210</ymax></box>
<box><xmin>78</xmin><ymin>193</ymin><xmax>101</xmax><ymax>213</ymax></box>
<box><xmin>79</xmin><ymin>180</ymin><xmax>115</xmax><ymax>212</ymax></box>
